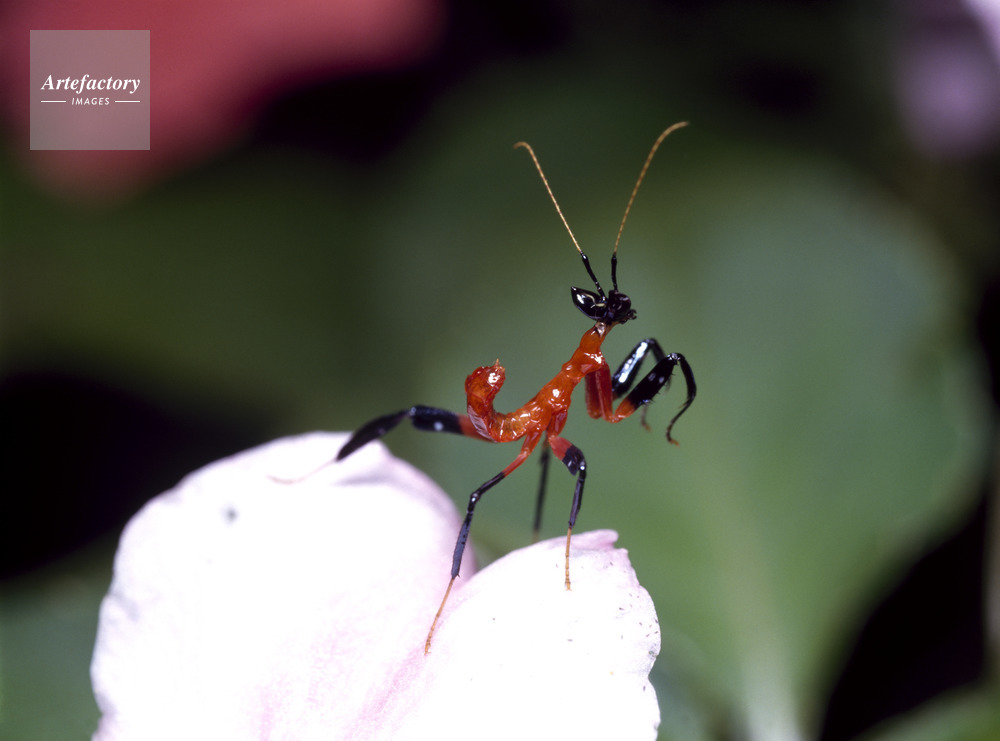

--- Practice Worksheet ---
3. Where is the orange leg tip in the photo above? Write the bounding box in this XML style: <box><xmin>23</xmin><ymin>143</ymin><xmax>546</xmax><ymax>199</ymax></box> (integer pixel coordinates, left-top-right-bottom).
<box><xmin>424</xmin><ymin>620</ymin><xmax>441</xmax><ymax>655</ymax></box>
<box><xmin>564</xmin><ymin>527</ymin><xmax>573</xmax><ymax>590</ymax></box>
<box><xmin>424</xmin><ymin>577</ymin><xmax>457</xmax><ymax>655</ymax></box>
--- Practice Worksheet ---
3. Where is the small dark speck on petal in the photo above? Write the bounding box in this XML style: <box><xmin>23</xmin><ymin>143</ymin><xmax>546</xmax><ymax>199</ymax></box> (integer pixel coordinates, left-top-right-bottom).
<box><xmin>224</xmin><ymin>507</ymin><xmax>238</xmax><ymax>523</ymax></box>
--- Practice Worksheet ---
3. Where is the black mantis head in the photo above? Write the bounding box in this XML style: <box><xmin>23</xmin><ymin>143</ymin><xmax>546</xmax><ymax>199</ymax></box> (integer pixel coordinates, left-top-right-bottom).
<box><xmin>568</xmin><ymin>252</ymin><xmax>635</xmax><ymax>326</ymax></box>
<box><xmin>515</xmin><ymin>122</ymin><xmax>687</xmax><ymax>328</ymax></box>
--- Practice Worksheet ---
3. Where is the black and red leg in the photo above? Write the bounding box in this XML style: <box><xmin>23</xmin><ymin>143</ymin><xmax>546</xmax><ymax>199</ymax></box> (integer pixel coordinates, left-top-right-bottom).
<box><xmin>611</xmin><ymin>338</ymin><xmax>666</xmax><ymax>398</ymax></box>
<box><xmin>336</xmin><ymin>405</ymin><xmax>484</xmax><ymax>460</ymax></box>
<box><xmin>531</xmin><ymin>440</ymin><xmax>551</xmax><ymax>541</ymax></box>
<box><xmin>546</xmin><ymin>435</ymin><xmax>587</xmax><ymax>590</ymax></box>
<box><xmin>609</xmin><ymin>338</ymin><xmax>697</xmax><ymax>443</ymax></box>
<box><xmin>425</xmin><ymin>438</ymin><xmax>539</xmax><ymax>652</ymax></box>
<box><xmin>425</xmin><ymin>432</ymin><xmax>586</xmax><ymax>653</ymax></box>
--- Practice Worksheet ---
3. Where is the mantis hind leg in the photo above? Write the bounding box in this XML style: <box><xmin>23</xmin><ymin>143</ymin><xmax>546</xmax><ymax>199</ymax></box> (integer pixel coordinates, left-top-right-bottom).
<box><xmin>425</xmin><ymin>438</ymin><xmax>540</xmax><ymax>653</ymax></box>
<box><xmin>532</xmin><ymin>439</ymin><xmax>551</xmax><ymax>542</ymax></box>
<box><xmin>336</xmin><ymin>405</ymin><xmax>483</xmax><ymax>461</ymax></box>
<box><xmin>545</xmin><ymin>435</ymin><xmax>587</xmax><ymax>591</ymax></box>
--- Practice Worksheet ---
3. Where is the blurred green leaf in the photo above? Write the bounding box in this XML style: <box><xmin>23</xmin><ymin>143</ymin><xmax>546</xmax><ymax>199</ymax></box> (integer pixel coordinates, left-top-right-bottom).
<box><xmin>861</xmin><ymin>685</ymin><xmax>1000</xmax><ymax>741</ymax></box>
<box><xmin>0</xmin><ymin>543</ymin><xmax>108</xmax><ymax>739</ymax></box>
<box><xmin>391</xmin><ymin>129</ymin><xmax>987</xmax><ymax>739</ymax></box>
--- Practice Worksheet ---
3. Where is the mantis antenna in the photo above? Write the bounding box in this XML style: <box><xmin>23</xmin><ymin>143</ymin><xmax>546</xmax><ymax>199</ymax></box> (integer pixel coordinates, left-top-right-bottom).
<box><xmin>513</xmin><ymin>140</ymin><xmax>583</xmax><ymax>256</ymax></box>
<box><xmin>613</xmin><ymin>121</ymin><xmax>688</xmax><ymax>257</ymax></box>
<box><xmin>515</xmin><ymin>122</ymin><xmax>688</xmax><ymax>292</ymax></box>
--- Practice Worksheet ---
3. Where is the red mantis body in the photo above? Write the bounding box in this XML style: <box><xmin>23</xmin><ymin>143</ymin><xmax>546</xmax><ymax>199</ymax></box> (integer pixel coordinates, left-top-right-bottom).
<box><xmin>336</xmin><ymin>123</ymin><xmax>696</xmax><ymax>652</ymax></box>
<box><xmin>464</xmin><ymin>322</ymin><xmax>656</xmax><ymax>496</ymax></box>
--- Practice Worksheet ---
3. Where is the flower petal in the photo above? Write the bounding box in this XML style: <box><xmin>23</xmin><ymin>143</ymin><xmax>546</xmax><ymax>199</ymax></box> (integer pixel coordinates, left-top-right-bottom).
<box><xmin>377</xmin><ymin>530</ymin><xmax>662</xmax><ymax>740</ymax></box>
<box><xmin>91</xmin><ymin>433</ymin><xmax>660</xmax><ymax>740</ymax></box>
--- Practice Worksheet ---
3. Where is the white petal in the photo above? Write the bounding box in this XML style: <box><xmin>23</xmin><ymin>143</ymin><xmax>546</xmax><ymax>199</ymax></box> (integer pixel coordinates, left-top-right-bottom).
<box><xmin>91</xmin><ymin>433</ymin><xmax>661</xmax><ymax>740</ymax></box>
<box><xmin>91</xmin><ymin>432</ymin><xmax>470</xmax><ymax>740</ymax></box>
<box><xmin>378</xmin><ymin>530</ymin><xmax>662</xmax><ymax>741</ymax></box>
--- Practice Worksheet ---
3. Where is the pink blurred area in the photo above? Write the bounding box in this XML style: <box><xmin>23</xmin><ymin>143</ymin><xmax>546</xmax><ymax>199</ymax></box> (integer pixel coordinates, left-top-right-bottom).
<box><xmin>894</xmin><ymin>0</ymin><xmax>1000</xmax><ymax>159</ymax></box>
<box><xmin>1</xmin><ymin>0</ymin><xmax>444</xmax><ymax>200</ymax></box>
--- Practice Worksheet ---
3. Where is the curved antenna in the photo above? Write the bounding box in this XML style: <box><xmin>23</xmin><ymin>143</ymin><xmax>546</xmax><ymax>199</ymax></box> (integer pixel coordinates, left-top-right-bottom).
<box><xmin>515</xmin><ymin>141</ymin><xmax>605</xmax><ymax>296</ymax></box>
<box><xmin>610</xmin><ymin>121</ymin><xmax>688</xmax><ymax>289</ymax></box>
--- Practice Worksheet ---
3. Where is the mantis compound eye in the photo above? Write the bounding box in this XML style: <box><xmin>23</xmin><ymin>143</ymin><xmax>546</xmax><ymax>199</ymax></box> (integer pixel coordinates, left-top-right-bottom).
<box><xmin>570</xmin><ymin>286</ymin><xmax>605</xmax><ymax>321</ymax></box>
<box><xmin>605</xmin><ymin>290</ymin><xmax>636</xmax><ymax>325</ymax></box>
